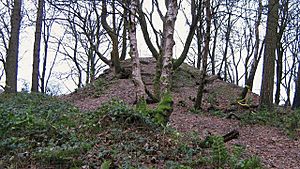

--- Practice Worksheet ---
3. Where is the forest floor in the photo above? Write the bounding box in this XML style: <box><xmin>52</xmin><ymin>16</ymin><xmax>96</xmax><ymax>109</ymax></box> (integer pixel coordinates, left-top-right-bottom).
<box><xmin>64</xmin><ymin>58</ymin><xmax>300</xmax><ymax>169</ymax></box>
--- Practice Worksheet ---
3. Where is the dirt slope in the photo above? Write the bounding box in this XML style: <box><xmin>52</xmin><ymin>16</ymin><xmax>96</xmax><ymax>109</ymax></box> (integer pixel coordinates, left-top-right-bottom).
<box><xmin>63</xmin><ymin>57</ymin><xmax>300</xmax><ymax>169</ymax></box>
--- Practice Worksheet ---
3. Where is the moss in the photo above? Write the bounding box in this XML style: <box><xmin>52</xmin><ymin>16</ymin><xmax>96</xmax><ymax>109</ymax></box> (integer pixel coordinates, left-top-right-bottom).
<box><xmin>135</xmin><ymin>99</ymin><xmax>150</xmax><ymax>116</ymax></box>
<box><xmin>153</xmin><ymin>93</ymin><xmax>174</xmax><ymax>125</ymax></box>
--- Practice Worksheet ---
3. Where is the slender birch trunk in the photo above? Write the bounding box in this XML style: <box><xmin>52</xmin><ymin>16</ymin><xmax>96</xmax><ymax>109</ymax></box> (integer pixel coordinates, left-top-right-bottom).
<box><xmin>160</xmin><ymin>0</ymin><xmax>178</xmax><ymax>95</ymax></box>
<box><xmin>129</xmin><ymin>0</ymin><xmax>146</xmax><ymax>103</ymax></box>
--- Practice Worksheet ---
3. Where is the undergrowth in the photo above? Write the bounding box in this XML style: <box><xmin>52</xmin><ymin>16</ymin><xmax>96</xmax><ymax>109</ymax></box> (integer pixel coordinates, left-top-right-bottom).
<box><xmin>0</xmin><ymin>93</ymin><xmax>94</xmax><ymax>168</ymax></box>
<box><xmin>200</xmin><ymin>136</ymin><xmax>262</xmax><ymax>169</ymax></box>
<box><xmin>0</xmin><ymin>93</ymin><xmax>262</xmax><ymax>168</ymax></box>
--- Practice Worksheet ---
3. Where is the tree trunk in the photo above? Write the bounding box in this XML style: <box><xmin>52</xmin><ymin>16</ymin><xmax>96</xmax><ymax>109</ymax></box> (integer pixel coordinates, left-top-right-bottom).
<box><xmin>129</xmin><ymin>0</ymin><xmax>146</xmax><ymax>103</ymax></box>
<box><xmin>31</xmin><ymin>0</ymin><xmax>44</xmax><ymax>92</ymax></box>
<box><xmin>210</xmin><ymin>17</ymin><xmax>219</xmax><ymax>75</ymax></box>
<box><xmin>160</xmin><ymin>0</ymin><xmax>178</xmax><ymax>94</ymax></box>
<box><xmin>275</xmin><ymin>44</ymin><xmax>283</xmax><ymax>105</ymax></box>
<box><xmin>292</xmin><ymin>62</ymin><xmax>300</xmax><ymax>109</ymax></box>
<box><xmin>40</xmin><ymin>24</ymin><xmax>49</xmax><ymax>93</ymax></box>
<box><xmin>120</xmin><ymin>1</ymin><xmax>128</xmax><ymax>61</ymax></box>
<box><xmin>196</xmin><ymin>16</ymin><xmax>204</xmax><ymax>69</ymax></box>
<box><xmin>5</xmin><ymin>0</ymin><xmax>22</xmax><ymax>93</ymax></box>
<box><xmin>195</xmin><ymin>0</ymin><xmax>212</xmax><ymax>109</ymax></box>
<box><xmin>259</xmin><ymin>0</ymin><xmax>279</xmax><ymax>110</ymax></box>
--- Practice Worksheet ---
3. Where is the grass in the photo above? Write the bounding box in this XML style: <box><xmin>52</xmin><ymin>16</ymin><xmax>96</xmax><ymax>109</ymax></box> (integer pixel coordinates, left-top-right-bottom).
<box><xmin>0</xmin><ymin>93</ymin><xmax>262</xmax><ymax>168</ymax></box>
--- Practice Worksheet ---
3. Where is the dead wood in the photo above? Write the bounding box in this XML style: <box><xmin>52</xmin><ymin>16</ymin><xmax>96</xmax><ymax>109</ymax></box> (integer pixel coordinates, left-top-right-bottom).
<box><xmin>200</xmin><ymin>129</ymin><xmax>240</xmax><ymax>148</ymax></box>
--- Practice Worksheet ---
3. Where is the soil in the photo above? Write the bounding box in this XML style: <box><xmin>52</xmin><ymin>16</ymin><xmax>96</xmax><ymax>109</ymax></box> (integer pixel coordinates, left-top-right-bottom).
<box><xmin>63</xmin><ymin>57</ymin><xmax>300</xmax><ymax>169</ymax></box>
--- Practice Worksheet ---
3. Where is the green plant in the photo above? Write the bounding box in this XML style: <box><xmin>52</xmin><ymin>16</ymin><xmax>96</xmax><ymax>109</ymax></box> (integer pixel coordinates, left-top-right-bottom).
<box><xmin>241</xmin><ymin>110</ymin><xmax>278</xmax><ymax>125</ymax></box>
<box><xmin>100</xmin><ymin>160</ymin><xmax>111</xmax><ymax>169</ymax></box>
<box><xmin>189</xmin><ymin>108</ymin><xmax>203</xmax><ymax>115</ymax></box>
<box><xmin>0</xmin><ymin>93</ymin><xmax>93</xmax><ymax>167</ymax></box>
<box><xmin>229</xmin><ymin>145</ymin><xmax>245</xmax><ymax>169</ymax></box>
<box><xmin>201</xmin><ymin>136</ymin><xmax>262</xmax><ymax>169</ymax></box>
<box><xmin>241</xmin><ymin>156</ymin><xmax>262</xmax><ymax>169</ymax></box>
<box><xmin>210</xmin><ymin>136</ymin><xmax>228</xmax><ymax>168</ymax></box>
<box><xmin>283</xmin><ymin>110</ymin><xmax>300</xmax><ymax>138</ymax></box>
<box><xmin>165</xmin><ymin>161</ymin><xmax>192</xmax><ymax>169</ymax></box>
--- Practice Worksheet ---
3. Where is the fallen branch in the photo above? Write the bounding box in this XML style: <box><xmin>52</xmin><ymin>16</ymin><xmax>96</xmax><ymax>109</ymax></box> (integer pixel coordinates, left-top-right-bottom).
<box><xmin>223</xmin><ymin>129</ymin><xmax>239</xmax><ymax>143</ymax></box>
<box><xmin>200</xmin><ymin>129</ymin><xmax>240</xmax><ymax>148</ymax></box>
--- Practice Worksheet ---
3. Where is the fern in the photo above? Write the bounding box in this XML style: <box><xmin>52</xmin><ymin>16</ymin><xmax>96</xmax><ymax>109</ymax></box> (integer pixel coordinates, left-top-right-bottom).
<box><xmin>100</xmin><ymin>160</ymin><xmax>111</xmax><ymax>169</ymax></box>
<box><xmin>210</xmin><ymin>136</ymin><xmax>229</xmax><ymax>168</ymax></box>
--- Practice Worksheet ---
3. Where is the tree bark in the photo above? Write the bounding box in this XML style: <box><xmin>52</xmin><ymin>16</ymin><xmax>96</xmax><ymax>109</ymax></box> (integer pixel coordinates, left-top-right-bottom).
<box><xmin>129</xmin><ymin>0</ymin><xmax>146</xmax><ymax>103</ymax></box>
<box><xmin>292</xmin><ymin>61</ymin><xmax>300</xmax><ymax>109</ymax></box>
<box><xmin>5</xmin><ymin>0</ymin><xmax>22</xmax><ymax>93</ymax></box>
<box><xmin>195</xmin><ymin>0</ymin><xmax>211</xmax><ymax>109</ymax></box>
<box><xmin>31</xmin><ymin>0</ymin><xmax>44</xmax><ymax>92</ymax></box>
<box><xmin>160</xmin><ymin>0</ymin><xmax>178</xmax><ymax>94</ymax></box>
<box><xmin>120</xmin><ymin>2</ymin><xmax>128</xmax><ymax>61</ymax></box>
<box><xmin>259</xmin><ymin>0</ymin><xmax>279</xmax><ymax>110</ymax></box>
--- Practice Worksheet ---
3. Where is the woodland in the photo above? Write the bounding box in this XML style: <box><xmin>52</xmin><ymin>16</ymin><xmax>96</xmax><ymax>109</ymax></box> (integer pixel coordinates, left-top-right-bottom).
<box><xmin>0</xmin><ymin>0</ymin><xmax>300</xmax><ymax>168</ymax></box>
